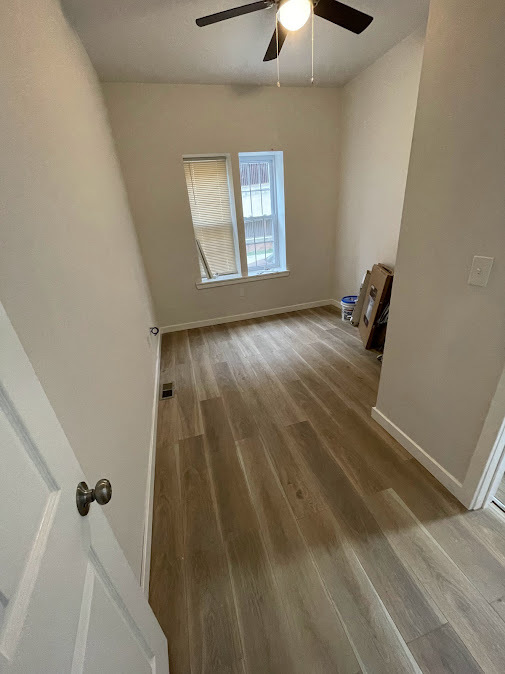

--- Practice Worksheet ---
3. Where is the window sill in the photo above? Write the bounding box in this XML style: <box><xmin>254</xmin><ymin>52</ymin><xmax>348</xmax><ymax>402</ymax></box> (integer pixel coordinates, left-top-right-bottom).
<box><xmin>195</xmin><ymin>269</ymin><xmax>289</xmax><ymax>290</ymax></box>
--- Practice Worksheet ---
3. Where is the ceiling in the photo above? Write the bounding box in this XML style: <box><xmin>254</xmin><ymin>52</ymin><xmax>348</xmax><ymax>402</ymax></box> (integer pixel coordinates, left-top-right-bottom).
<box><xmin>62</xmin><ymin>0</ymin><xmax>429</xmax><ymax>86</ymax></box>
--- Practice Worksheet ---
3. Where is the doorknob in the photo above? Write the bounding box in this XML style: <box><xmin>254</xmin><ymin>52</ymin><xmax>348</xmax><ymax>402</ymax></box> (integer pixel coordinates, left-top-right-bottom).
<box><xmin>76</xmin><ymin>479</ymin><xmax>112</xmax><ymax>516</ymax></box>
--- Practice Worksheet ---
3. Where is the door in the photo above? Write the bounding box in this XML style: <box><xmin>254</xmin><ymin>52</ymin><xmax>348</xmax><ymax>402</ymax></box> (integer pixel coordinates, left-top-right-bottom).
<box><xmin>0</xmin><ymin>302</ymin><xmax>168</xmax><ymax>673</ymax></box>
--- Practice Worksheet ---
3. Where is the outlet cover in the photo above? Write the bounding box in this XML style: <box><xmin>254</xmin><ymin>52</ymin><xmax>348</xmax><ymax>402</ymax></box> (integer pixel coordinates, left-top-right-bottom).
<box><xmin>468</xmin><ymin>256</ymin><xmax>494</xmax><ymax>287</ymax></box>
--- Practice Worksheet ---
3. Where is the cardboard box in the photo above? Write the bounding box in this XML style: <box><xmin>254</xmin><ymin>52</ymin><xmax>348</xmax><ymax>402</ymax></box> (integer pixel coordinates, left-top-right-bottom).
<box><xmin>358</xmin><ymin>264</ymin><xmax>393</xmax><ymax>349</ymax></box>
<box><xmin>351</xmin><ymin>270</ymin><xmax>371</xmax><ymax>326</ymax></box>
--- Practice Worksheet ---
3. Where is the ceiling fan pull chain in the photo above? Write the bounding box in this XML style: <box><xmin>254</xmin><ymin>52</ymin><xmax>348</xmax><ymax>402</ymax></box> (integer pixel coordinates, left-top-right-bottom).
<box><xmin>311</xmin><ymin>2</ymin><xmax>314</xmax><ymax>84</ymax></box>
<box><xmin>276</xmin><ymin>10</ymin><xmax>280</xmax><ymax>87</ymax></box>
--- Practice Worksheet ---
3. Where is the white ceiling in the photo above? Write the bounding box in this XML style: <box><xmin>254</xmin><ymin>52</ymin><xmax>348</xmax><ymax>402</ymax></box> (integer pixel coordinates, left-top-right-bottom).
<box><xmin>62</xmin><ymin>0</ymin><xmax>429</xmax><ymax>86</ymax></box>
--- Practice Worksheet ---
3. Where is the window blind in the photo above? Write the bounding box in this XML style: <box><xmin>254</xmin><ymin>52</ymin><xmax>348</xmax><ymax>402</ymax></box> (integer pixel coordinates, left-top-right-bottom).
<box><xmin>184</xmin><ymin>158</ymin><xmax>238</xmax><ymax>277</ymax></box>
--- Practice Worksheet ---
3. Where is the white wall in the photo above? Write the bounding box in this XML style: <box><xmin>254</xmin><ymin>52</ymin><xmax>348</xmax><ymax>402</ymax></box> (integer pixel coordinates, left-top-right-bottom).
<box><xmin>0</xmin><ymin>0</ymin><xmax>157</xmax><ymax>577</ymax></box>
<box><xmin>103</xmin><ymin>84</ymin><xmax>341</xmax><ymax>327</ymax></box>
<box><xmin>334</xmin><ymin>28</ymin><xmax>425</xmax><ymax>301</ymax></box>
<box><xmin>376</xmin><ymin>0</ymin><xmax>505</xmax><ymax>484</ymax></box>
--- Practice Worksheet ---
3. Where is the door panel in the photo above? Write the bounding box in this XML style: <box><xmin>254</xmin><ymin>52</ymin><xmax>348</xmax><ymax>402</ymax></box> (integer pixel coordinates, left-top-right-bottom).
<box><xmin>0</xmin><ymin>405</ymin><xmax>53</xmax><ymax>626</ymax></box>
<box><xmin>0</xmin><ymin>386</ymin><xmax>66</xmax><ymax>668</ymax></box>
<box><xmin>81</xmin><ymin>568</ymin><xmax>153</xmax><ymax>674</ymax></box>
<box><xmin>0</xmin><ymin>302</ymin><xmax>168</xmax><ymax>673</ymax></box>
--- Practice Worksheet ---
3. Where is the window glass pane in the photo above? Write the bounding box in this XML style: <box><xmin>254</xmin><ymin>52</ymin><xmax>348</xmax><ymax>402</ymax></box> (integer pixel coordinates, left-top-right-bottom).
<box><xmin>184</xmin><ymin>158</ymin><xmax>238</xmax><ymax>278</ymax></box>
<box><xmin>239</xmin><ymin>157</ymin><xmax>278</xmax><ymax>273</ymax></box>
<box><xmin>239</xmin><ymin>163</ymin><xmax>252</xmax><ymax>219</ymax></box>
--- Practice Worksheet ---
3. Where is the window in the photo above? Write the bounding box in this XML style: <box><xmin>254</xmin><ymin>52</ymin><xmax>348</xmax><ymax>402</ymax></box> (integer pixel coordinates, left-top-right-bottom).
<box><xmin>184</xmin><ymin>156</ymin><xmax>239</xmax><ymax>279</ymax></box>
<box><xmin>239</xmin><ymin>153</ymin><xmax>284</xmax><ymax>273</ymax></box>
<box><xmin>183</xmin><ymin>151</ymin><xmax>286</xmax><ymax>286</ymax></box>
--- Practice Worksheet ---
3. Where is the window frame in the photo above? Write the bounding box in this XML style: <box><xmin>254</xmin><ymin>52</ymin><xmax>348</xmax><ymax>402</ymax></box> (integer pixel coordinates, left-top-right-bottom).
<box><xmin>239</xmin><ymin>150</ymin><xmax>287</xmax><ymax>277</ymax></box>
<box><xmin>239</xmin><ymin>153</ymin><xmax>280</xmax><ymax>273</ymax></box>
<box><xmin>183</xmin><ymin>151</ymin><xmax>288</xmax><ymax>289</ymax></box>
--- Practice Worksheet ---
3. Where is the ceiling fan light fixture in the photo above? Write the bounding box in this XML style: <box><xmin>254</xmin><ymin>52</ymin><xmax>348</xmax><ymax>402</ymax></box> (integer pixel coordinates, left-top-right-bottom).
<box><xmin>278</xmin><ymin>0</ymin><xmax>311</xmax><ymax>32</ymax></box>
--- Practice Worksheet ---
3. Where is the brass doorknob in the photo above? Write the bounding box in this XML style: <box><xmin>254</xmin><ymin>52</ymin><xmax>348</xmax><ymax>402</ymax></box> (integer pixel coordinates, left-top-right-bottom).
<box><xmin>76</xmin><ymin>478</ymin><xmax>112</xmax><ymax>516</ymax></box>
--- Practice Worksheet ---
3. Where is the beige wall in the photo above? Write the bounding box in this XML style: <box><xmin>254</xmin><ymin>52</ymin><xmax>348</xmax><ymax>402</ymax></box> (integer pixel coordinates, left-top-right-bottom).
<box><xmin>0</xmin><ymin>0</ymin><xmax>157</xmax><ymax>577</ymax></box>
<box><xmin>334</xmin><ymin>28</ymin><xmax>425</xmax><ymax>301</ymax></box>
<box><xmin>103</xmin><ymin>84</ymin><xmax>341</xmax><ymax>327</ymax></box>
<box><xmin>376</xmin><ymin>0</ymin><xmax>505</xmax><ymax>482</ymax></box>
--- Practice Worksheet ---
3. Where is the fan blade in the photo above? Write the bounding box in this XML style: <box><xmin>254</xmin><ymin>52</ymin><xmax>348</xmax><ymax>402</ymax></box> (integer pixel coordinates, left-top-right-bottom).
<box><xmin>263</xmin><ymin>24</ymin><xmax>289</xmax><ymax>61</ymax></box>
<box><xmin>314</xmin><ymin>0</ymin><xmax>373</xmax><ymax>34</ymax></box>
<box><xmin>196</xmin><ymin>1</ymin><xmax>272</xmax><ymax>27</ymax></box>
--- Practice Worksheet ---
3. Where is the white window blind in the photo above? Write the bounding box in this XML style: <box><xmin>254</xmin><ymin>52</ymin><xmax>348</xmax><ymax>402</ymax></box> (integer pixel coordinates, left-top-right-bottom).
<box><xmin>184</xmin><ymin>157</ymin><xmax>238</xmax><ymax>278</ymax></box>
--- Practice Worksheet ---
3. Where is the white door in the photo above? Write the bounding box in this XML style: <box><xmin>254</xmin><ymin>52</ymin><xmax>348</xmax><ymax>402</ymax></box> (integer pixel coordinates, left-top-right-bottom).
<box><xmin>0</xmin><ymin>302</ymin><xmax>168</xmax><ymax>674</ymax></box>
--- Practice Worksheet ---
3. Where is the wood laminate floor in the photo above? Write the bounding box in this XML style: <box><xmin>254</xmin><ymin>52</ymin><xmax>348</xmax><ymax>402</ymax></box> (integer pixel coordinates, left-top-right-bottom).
<box><xmin>149</xmin><ymin>306</ymin><xmax>505</xmax><ymax>673</ymax></box>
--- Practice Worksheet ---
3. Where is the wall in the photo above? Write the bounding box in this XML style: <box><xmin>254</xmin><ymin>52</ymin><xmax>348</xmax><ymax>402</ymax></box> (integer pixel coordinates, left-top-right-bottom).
<box><xmin>376</xmin><ymin>0</ymin><xmax>505</xmax><ymax>484</ymax></box>
<box><xmin>334</xmin><ymin>28</ymin><xmax>425</xmax><ymax>301</ymax></box>
<box><xmin>103</xmin><ymin>84</ymin><xmax>341</xmax><ymax>327</ymax></box>
<box><xmin>0</xmin><ymin>0</ymin><xmax>157</xmax><ymax>577</ymax></box>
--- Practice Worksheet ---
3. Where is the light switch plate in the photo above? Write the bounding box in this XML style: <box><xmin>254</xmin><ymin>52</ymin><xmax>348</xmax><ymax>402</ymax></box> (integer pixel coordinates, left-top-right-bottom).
<box><xmin>468</xmin><ymin>256</ymin><xmax>494</xmax><ymax>287</ymax></box>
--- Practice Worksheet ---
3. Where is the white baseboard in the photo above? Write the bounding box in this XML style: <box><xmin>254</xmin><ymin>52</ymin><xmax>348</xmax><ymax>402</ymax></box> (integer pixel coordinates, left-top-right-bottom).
<box><xmin>371</xmin><ymin>407</ymin><xmax>465</xmax><ymax>503</ymax></box>
<box><xmin>160</xmin><ymin>299</ymin><xmax>339</xmax><ymax>333</ymax></box>
<box><xmin>140</xmin><ymin>335</ymin><xmax>161</xmax><ymax>596</ymax></box>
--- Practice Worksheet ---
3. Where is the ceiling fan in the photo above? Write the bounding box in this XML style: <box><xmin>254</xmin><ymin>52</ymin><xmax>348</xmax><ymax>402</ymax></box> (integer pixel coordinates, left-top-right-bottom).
<box><xmin>195</xmin><ymin>0</ymin><xmax>373</xmax><ymax>62</ymax></box>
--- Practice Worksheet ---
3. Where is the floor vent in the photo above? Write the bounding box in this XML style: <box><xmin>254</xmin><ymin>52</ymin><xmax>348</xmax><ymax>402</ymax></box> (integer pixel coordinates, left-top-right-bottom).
<box><xmin>160</xmin><ymin>382</ymin><xmax>174</xmax><ymax>400</ymax></box>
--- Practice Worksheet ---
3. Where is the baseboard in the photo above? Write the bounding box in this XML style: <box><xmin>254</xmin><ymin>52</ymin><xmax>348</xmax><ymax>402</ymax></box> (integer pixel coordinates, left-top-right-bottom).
<box><xmin>140</xmin><ymin>335</ymin><xmax>161</xmax><ymax>596</ymax></box>
<box><xmin>371</xmin><ymin>407</ymin><xmax>465</xmax><ymax>501</ymax></box>
<box><xmin>160</xmin><ymin>299</ymin><xmax>339</xmax><ymax>333</ymax></box>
